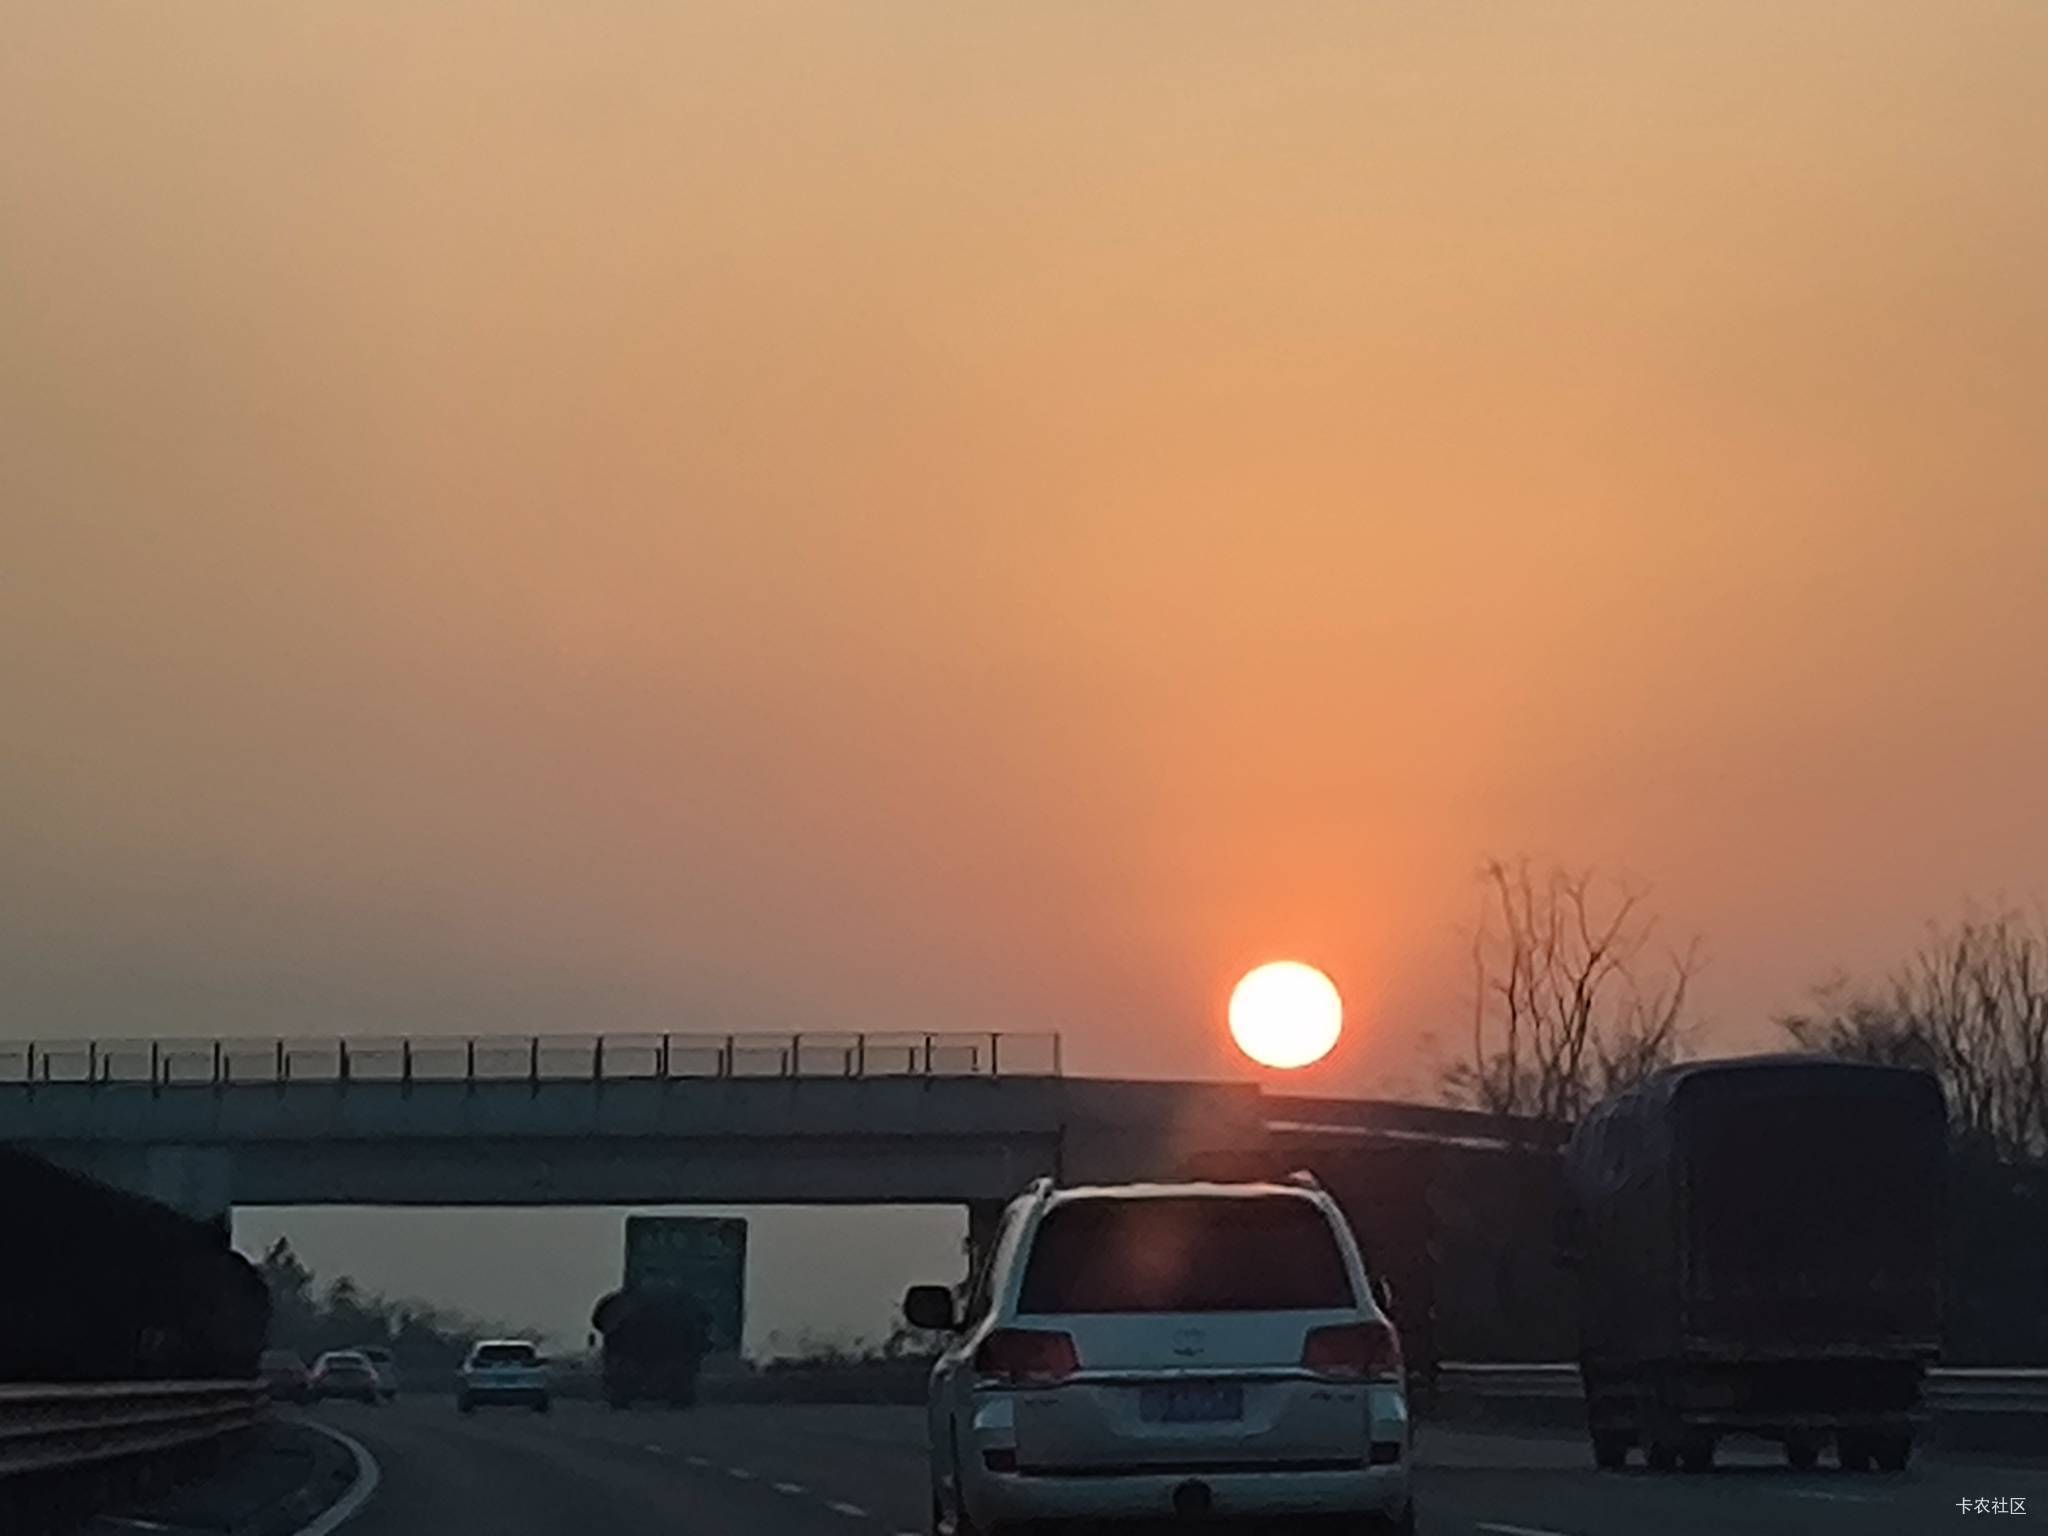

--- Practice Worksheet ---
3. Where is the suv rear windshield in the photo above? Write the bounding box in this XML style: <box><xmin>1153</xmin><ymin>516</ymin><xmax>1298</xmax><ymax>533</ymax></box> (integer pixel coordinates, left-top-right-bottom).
<box><xmin>472</xmin><ymin>1344</ymin><xmax>538</xmax><ymax>1365</ymax></box>
<box><xmin>1017</xmin><ymin>1195</ymin><xmax>1355</xmax><ymax>1313</ymax></box>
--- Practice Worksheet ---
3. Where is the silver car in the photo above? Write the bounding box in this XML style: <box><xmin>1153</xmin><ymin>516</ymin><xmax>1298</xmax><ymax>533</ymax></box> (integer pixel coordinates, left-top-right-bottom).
<box><xmin>909</xmin><ymin>1175</ymin><xmax>1414</xmax><ymax>1533</ymax></box>
<box><xmin>309</xmin><ymin>1350</ymin><xmax>382</xmax><ymax>1405</ymax></box>
<box><xmin>356</xmin><ymin>1345</ymin><xmax>400</xmax><ymax>1400</ymax></box>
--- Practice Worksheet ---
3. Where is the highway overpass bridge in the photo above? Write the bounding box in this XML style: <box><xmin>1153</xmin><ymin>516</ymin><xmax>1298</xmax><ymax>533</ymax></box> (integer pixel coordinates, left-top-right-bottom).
<box><xmin>0</xmin><ymin>1031</ymin><xmax>1544</xmax><ymax>1224</ymax></box>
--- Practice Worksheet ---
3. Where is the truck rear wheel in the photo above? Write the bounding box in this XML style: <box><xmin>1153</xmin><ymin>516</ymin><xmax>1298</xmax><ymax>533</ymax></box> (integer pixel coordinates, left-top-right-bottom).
<box><xmin>1872</xmin><ymin>1434</ymin><xmax>1911</xmax><ymax>1472</ymax></box>
<box><xmin>1679</xmin><ymin>1438</ymin><xmax>1716</xmax><ymax>1473</ymax></box>
<box><xmin>1784</xmin><ymin>1437</ymin><xmax>1820</xmax><ymax>1470</ymax></box>
<box><xmin>1646</xmin><ymin>1441</ymin><xmax>1678</xmax><ymax>1472</ymax></box>
<box><xmin>1839</xmin><ymin>1435</ymin><xmax>1872</xmax><ymax>1472</ymax></box>
<box><xmin>1591</xmin><ymin>1431</ymin><xmax>1631</xmax><ymax>1470</ymax></box>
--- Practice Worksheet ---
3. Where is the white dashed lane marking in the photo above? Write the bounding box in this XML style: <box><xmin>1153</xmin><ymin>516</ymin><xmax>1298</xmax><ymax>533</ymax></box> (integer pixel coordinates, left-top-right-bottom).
<box><xmin>655</xmin><ymin>1448</ymin><xmax>877</xmax><ymax>1525</ymax></box>
<box><xmin>1477</xmin><ymin>1524</ymin><xmax>1577</xmax><ymax>1536</ymax></box>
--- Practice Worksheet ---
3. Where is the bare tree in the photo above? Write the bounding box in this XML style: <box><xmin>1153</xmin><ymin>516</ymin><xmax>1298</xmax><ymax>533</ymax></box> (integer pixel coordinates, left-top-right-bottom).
<box><xmin>1779</xmin><ymin>906</ymin><xmax>2048</xmax><ymax>1163</ymax></box>
<box><xmin>1443</xmin><ymin>858</ymin><xmax>1698</xmax><ymax>1125</ymax></box>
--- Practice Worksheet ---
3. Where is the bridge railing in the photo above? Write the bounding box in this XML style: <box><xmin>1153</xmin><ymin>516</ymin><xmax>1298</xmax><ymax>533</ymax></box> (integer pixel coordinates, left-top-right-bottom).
<box><xmin>0</xmin><ymin>1030</ymin><xmax>1062</xmax><ymax>1087</ymax></box>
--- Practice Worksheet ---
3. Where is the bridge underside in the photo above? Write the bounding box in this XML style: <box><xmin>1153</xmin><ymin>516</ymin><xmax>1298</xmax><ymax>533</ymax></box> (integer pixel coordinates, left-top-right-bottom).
<box><xmin>46</xmin><ymin>1134</ymin><xmax>1066</xmax><ymax>1207</ymax></box>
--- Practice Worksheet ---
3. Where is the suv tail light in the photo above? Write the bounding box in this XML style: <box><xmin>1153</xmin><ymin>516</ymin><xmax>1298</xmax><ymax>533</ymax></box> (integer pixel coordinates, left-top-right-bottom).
<box><xmin>972</xmin><ymin>1328</ymin><xmax>1080</xmax><ymax>1384</ymax></box>
<box><xmin>1302</xmin><ymin>1320</ymin><xmax>1403</xmax><ymax>1382</ymax></box>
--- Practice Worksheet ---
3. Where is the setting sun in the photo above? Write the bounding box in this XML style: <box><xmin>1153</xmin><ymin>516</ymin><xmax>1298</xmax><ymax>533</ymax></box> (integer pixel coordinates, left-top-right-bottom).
<box><xmin>1228</xmin><ymin>961</ymin><xmax>1343</xmax><ymax>1070</ymax></box>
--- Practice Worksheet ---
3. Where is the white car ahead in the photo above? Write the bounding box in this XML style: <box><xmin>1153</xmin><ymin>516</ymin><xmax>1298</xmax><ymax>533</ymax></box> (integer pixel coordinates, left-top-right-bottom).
<box><xmin>908</xmin><ymin>1176</ymin><xmax>1413</xmax><ymax>1534</ymax></box>
<box><xmin>458</xmin><ymin>1339</ymin><xmax>551</xmax><ymax>1414</ymax></box>
<box><xmin>356</xmin><ymin>1345</ymin><xmax>400</xmax><ymax>1400</ymax></box>
<box><xmin>308</xmin><ymin>1350</ymin><xmax>381</xmax><ymax>1405</ymax></box>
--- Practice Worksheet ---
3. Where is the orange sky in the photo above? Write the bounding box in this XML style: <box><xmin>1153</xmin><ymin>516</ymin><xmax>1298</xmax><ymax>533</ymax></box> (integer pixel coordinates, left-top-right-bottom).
<box><xmin>6</xmin><ymin>1</ymin><xmax>2047</xmax><ymax>1101</ymax></box>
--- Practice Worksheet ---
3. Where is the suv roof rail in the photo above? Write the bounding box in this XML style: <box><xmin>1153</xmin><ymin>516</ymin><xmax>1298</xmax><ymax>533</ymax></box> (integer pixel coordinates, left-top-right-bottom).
<box><xmin>1283</xmin><ymin>1168</ymin><xmax>1323</xmax><ymax>1190</ymax></box>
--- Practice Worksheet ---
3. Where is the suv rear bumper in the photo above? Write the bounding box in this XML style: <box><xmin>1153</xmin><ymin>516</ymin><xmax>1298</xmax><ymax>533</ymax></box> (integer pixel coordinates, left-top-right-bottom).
<box><xmin>966</xmin><ymin>1463</ymin><xmax>1409</xmax><ymax>1523</ymax></box>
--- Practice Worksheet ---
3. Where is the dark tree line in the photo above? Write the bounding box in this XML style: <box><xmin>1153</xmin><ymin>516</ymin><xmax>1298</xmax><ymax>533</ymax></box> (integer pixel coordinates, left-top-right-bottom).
<box><xmin>255</xmin><ymin>1237</ymin><xmax>538</xmax><ymax>1366</ymax></box>
<box><xmin>1442</xmin><ymin>857</ymin><xmax>1697</xmax><ymax>1126</ymax></box>
<box><xmin>1441</xmin><ymin>860</ymin><xmax>2046</xmax><ymax>1169</ymax></box>
<box><xmin>1777</xmin><ymin>906</ymin><xmax>2048</xmax><ymax>1164</ymax></box>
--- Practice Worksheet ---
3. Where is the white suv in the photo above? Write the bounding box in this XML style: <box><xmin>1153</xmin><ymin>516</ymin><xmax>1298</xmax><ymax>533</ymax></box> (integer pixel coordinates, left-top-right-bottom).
<box><xmin>907</xmin><ymin>1177</ymin><xmax>1413</xmax><ymax>1534</ymax></box>
<box><xmin>457</xmin><ymin>1339</ymin><xmax>551</xmax><ymax>1414</ymax></box>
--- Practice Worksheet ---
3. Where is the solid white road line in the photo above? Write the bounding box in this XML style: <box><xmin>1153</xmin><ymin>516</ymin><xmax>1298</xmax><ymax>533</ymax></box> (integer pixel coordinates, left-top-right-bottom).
<box><xmin>292</xmin><ymin>1421</ymin><xmax>382</xmax><ymax>1536</ymax></box>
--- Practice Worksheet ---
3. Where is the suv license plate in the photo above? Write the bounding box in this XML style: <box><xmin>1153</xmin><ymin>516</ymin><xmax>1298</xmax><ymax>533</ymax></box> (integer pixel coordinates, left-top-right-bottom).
<box><xmin>1139</xmin><ymin>1384</ymin><xmax>1244</xmax><ymax>1423</ymax></box>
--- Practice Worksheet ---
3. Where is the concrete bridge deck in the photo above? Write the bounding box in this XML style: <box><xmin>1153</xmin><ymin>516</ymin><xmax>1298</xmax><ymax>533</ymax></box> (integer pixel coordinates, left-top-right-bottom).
<box><xmin>0</xmin><ymin>1031</ymin><xmax>1541</xmax><ymax>1218</ymax></box>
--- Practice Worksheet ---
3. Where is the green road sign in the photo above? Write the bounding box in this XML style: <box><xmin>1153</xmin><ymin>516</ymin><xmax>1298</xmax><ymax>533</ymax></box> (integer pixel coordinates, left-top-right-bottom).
<box><xmin>623</xmin><ymin>1216</ymin><xmax>747</xmax><ymax>1353</ymax></box>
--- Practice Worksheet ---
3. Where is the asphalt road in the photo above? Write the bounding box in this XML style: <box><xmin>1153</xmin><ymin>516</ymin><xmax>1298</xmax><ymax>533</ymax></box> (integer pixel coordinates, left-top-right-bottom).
<box><xmin>303</xmin><ymin>1397</ymin><xmax>2047</xmax><ymax>1536</ymax></box>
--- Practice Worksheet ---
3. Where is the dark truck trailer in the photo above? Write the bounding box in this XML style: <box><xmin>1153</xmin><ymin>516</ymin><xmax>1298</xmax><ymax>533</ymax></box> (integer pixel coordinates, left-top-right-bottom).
<box><xmin>0</xmin><ymin>1146</ymin><xmax>270</xmax><ymax>1385</ymax></box>
<box><xmin>1561</xmin><ymin>1057</ymin><xmax>1944</xmax><ymax>1473</ymax></box>
<box><xmin>591</xmin><ymin>1288</ymin><xmax>710</xmax><ymax>1409</ymax></box>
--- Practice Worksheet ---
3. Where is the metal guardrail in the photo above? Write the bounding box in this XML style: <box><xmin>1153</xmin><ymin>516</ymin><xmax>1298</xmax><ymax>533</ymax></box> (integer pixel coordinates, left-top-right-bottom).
<box><xmin>0</xmin><ymin>1031</ymin><xmax>1063</xmax><ymax>1088</ymax></box>
<box><xmin>1927</xmin><ymin>1368</ymin><xmax>2048</xmax><ymax>1413</ymax></box>
<box><xmin>1435</xmin><ymin>1362</ymin><xmax>2048</xmax><ymax>1413</ymax></box>
<box><xmin>0</xmin><ymin>1380</ymin><xmax>265</xmax><ymax>1478</ymax></box>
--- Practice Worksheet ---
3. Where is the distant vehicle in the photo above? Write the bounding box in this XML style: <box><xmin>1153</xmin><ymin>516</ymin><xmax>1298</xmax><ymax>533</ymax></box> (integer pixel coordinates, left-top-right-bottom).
<box><xmin>309</xmin><ymin>1350</ymin><xmax>382</xmax><ymax>1405</ymax></box>
<box><xmin>591</xmin><ymin>1288</ymin><xmax>710</xmax><ymax>1409</ymax></box>
<box><xmin>908</xmin><ymin>1176</ymin><xmax>1414</xmax><ymax>1534</ymax></box>
<box><xmin>458</xmin><ymin>1339</ymin><xmax>551</xmax><ymax>1414</ymax></box>
<box><xmin>355</xmin><ymin>1345</ymin><xmax>399</xmax><ymax>1400</ymax></box>
<box><xmin>259</xmin><ymin>1349</ymin><xmax>311</xmax><ymax>1404</ymax></box>
<box><xmin>1561</xmin><ymin>1056</ymin><xmax>1946</xmax><ymax>1473</ymax></box>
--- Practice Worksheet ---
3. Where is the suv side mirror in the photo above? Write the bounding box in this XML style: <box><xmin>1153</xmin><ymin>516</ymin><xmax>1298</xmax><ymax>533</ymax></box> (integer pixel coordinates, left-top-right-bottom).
<box><xmin>1372</xmin><ymin>1275</ymin><xmax>1396</xmax><ymax>1312</ymax></box>
<box><xmin>903</xmin><ymin>1284</ymin><xmax>957</xmax><ymax>1332</ymax></box>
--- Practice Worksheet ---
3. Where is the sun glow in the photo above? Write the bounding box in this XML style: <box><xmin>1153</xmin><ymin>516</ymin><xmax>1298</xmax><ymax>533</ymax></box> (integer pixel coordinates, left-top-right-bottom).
<box><xmin>1228</xmin><ymin>961</ymin><xmax>1343</xmax><ymax>1070</ymax></box>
